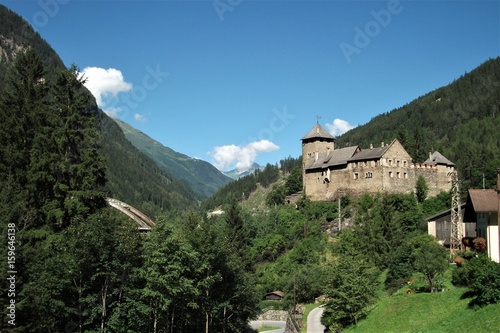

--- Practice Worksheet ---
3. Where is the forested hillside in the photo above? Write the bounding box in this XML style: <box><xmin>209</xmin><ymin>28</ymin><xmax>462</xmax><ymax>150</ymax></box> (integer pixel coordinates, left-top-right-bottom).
<box><xmin>114</xmin><ymin>117</ymin><xmax>232</xmax><ymax>198</ymax></box>
<box><xmin>202</xmin><ymin>156</ymin><xmax>302</xmax><ymax>211</ymax></box>
<box><xmin>0</xmin><ymin>7</ymin><xmax>260</xmax><ymax>332</ymax></box>
<box><xmin>1</xmin><ymin>5</ymin><xmax>499</xmax><ymax>333</ymax></box>
<box><xmin>336</xmin><ymin>57</ymin><xmax>500</xmax><ymax>190</ymax></box>
<box><xmin>0</xmin><ymin>5</ymin><xmax>198</xmax><ymax>217</ymax></box>
<box><xmin>100</xmin><ymin>114</ymin><xmax>199</xmax><ymax>215</ymax></box>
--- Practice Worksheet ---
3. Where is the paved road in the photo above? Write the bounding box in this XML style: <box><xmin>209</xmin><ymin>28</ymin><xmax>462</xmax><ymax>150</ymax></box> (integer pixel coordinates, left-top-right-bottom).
<box><xmin>249</xmin><ymin>320</ymin><xmax>286</xmax><ymax>333</ymax></box>
<box><xmin>307</xmin><ymin>306</ymin><xmax>326</xmax><ymax>333</ymax></box>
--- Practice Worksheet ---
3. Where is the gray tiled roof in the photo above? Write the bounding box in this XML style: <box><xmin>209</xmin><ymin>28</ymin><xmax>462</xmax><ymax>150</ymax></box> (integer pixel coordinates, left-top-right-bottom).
<box><xmin>424</xmin><ymin>151</ymin><xmax>455</xmax><ymax>166</ymax></box>
<box><xmin>305</xmin><ymin>146</ymin><xmax>359</xmax><ymax>170</ymax></box>
<box><xmin>349</xmin><ymin>144</ymin><xmax>392</xmax><ymax>161</ymax></box>
<box><xmin>301</xmin><ymin>123</ymin><xmax>335</xmax><ymax>141</ymax></box>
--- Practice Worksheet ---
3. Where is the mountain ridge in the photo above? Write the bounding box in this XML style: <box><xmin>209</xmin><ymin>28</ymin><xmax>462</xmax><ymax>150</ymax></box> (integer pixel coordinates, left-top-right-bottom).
<box><xmin>113</xmin><ymin>117</ymin><xmax>233</xmax><ymax>198</ymax></box>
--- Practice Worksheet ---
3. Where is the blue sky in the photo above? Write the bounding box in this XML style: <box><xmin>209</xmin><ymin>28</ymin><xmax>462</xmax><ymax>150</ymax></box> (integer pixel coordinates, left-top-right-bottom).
<box><xmin>3</xmin><ymin>0</ymin><xmax>499</xmax><ymax>171</ymax></box>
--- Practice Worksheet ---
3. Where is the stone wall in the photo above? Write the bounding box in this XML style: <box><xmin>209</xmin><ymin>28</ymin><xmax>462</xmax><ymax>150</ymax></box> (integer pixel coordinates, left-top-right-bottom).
<box><xmin>254</xmin><ymin>310</ymin><xmax>288</xmax><ymax>322</ymax></box>
<box><xmin>303</xmin><ymin>140</ymin><xmax>453</xmax><ymax>201</ymax></box>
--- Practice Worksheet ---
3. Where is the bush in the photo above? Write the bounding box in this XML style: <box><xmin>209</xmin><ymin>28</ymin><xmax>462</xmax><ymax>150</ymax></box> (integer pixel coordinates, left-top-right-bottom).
<box><xmin>465</xmin><ymin>255</ymin><xmax>500</xmax><ymax>307</ymax></box>
<box><xmin>451</xmin><ymin>265</ymin><xmax>469</xmax><ymax>287</ymax></box>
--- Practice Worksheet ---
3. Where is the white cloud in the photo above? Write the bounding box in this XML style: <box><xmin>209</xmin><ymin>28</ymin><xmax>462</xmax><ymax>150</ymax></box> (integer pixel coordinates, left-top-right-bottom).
<box><xmin>80</xmin><ymin>67</ymin><xmax>132</xmax><ymax>108</ymax></box>
<box><xmin>134</xmin><ymin>113</ymin><xmax>146</xmax><ymax>122</ymax></box>
<box><xmin>209</xmin><ymin>140</ymin><xmax>279</xmax><ymax>172</ymax></box>
<box><xmin>102</xmin><ymin>106</ymin><xmax>121</xmax><ymax>119</ymax></box>
<box><xmin>325</xmin><ymin>118</ymin><xmax>356</xmax><ymax>136</ymax></box>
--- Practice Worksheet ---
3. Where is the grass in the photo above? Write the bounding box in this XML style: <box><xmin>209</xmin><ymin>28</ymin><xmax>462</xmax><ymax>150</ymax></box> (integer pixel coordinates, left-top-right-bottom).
<box><xmin>344</xmin><ymin>271</ymin><xmax>500</xmax><ymax>333</ymax></box>
<box><xmin>257</xmin><ymin>326</ymin><xmax>281</xmax><ymax>332</ymax></box>
<box><xmin>257</xmin><ymin>270</ymin><xmax>500</xmax><ymax>333</ymax></box>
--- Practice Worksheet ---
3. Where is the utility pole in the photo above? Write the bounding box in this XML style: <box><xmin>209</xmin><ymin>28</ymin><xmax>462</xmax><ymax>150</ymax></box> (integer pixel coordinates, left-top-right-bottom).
<box><xmin>338</xmin><ymin>196</ymin><xmax>341</xmax><ymax>232</ymax></box>
<box><xmin>450</xmin><ymin>171</ymin><xmax>463</xmax><ymax>258</ymax></box>
<box><xmin>293</xmin><ymin>274</ymin><xmax>297</xmax><ymax>314</ymax></box>
<box><xmin>337</xmin><ymin>191</ymin><xmax>344</xmax><ymax>232</ymax></box>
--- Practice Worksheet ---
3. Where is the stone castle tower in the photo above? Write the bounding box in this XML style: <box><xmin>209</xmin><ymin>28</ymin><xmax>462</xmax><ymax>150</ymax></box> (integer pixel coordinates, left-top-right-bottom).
<box><xmin>301</xmin><ymin>123</ymin><xmax>455</xmax><ymax>201</ymax></box>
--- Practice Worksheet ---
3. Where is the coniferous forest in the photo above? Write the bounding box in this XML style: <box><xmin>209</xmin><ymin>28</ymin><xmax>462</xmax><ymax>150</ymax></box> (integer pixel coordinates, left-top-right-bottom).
<box><xmin>1</xmin><ymin>5</ymin><xmax>500</xmax><ymax>333</ymax></box>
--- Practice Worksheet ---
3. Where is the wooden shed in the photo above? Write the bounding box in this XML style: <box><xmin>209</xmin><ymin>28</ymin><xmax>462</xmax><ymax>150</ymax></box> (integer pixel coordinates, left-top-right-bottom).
<box><xmin>264</xmin><ymin>290</ymin><xmax>284</xmax><ymax>301</ymax></box>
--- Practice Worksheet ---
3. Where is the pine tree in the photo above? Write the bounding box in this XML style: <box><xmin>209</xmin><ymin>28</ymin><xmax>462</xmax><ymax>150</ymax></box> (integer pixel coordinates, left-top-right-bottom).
<box><xmin>0</xmin><ymin>50</ymin><xmax>109</xmax><ymax>331</ymax></box>
<box><xmin>45</xmin><ymin>65</ymin><xmax>107</xmax><ymax>229</ymax></box>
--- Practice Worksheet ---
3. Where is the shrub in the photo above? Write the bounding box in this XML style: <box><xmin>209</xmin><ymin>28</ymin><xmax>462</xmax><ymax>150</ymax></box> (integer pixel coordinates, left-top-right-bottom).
<box><xmin>451</xmin><ymin>265</ymin><xmax>469</xmax><ymax>287</ymax></box>
<box><xmin>466</xmin><ymin>255</ymin><xmax>500</xmax><ymax>307</ymax></box>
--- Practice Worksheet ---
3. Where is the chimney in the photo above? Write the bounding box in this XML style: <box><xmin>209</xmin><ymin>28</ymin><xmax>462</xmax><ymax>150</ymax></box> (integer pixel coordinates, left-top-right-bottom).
<box><xmin>429</xmin><ymin>152</ymin><xmax>432</xmax><ymax>160</ymax></box>
<box><xmin>381</xmin><ymin>142</ymin><xmax>384</xmax><ymax>147</ymax></box>
<box><xmin>370</xmin><ymin>143</ymin><xmax>373</xmax><ymax>150</ymax></box>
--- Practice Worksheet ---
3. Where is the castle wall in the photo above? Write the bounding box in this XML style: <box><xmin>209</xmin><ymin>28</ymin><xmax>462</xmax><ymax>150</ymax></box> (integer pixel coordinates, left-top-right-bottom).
<box><xmin>303</xmin><ymin>140</ymin><xmax>453</xmax><ymax>201</ymax></box>
<box><xmin>415</xmin><ymin>164</ymin><xmax>453</xmax><ymax>197</ymax></box>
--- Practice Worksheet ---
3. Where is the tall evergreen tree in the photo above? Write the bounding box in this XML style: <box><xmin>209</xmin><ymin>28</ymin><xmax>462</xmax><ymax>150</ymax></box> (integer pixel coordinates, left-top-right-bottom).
<box><xmin>416</xmin><ymin>175</ymin><xmax>429</xmax><ymax>203</ymax></box>
<box><xmin>44</xmin><ymin>65</ymin><xmax>106</xmax><ymax>229</ymax></box>
<box><xmin>0</xmin><ymin>50</ymin><xmax>108</xmax><ymax>332</ymax></box>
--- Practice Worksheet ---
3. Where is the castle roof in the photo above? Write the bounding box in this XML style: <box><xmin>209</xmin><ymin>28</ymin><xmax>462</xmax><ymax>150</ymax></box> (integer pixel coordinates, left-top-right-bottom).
<box><xmin>305</xmin><ymin>146</ymin><xmax>359</xmax><ymax>170</ymax></box>
<box><xmin>424</xmin><ymin>151</ymin><xmax>455</xmax><ymax>166</ymax></box>
<box><xmin>301</xmin><ymin>123</ymin><xmax>335</xmax><ymax>141</ymax></box>
<box><xmin>349</xmin><ymin>143</ymin><xmax>392</xmax><ymax>161</ymax></box>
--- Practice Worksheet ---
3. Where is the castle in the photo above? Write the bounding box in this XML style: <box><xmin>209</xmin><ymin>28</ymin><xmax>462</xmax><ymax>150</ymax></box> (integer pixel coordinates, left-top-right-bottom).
<box><xmin>301</xmin><ymin>123</ymin><xmax>455</xmax><ymax>201</ymax></box>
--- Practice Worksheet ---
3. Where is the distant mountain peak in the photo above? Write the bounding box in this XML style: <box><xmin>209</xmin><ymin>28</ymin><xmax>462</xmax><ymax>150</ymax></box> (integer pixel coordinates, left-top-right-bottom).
<box><xmin>223</xmin><ymin>162</ymin><xmax>263</xmax><ymax>180</ymax></box>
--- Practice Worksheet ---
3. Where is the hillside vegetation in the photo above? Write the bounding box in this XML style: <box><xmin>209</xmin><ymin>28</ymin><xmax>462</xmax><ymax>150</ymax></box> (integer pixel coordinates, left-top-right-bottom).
<box><xmin>0</xmin><ymin>5</ymin><xmax>199</xmax><ymax>217</ymax></box>
<box><xmin>336</xmin><ymin>57</ymin><xmax>500</xmax><ymax>190</ymax></box>
<box><xmin>1</xmin><ymin>4</ymin><xmax>499</xmax><ymax>333</ymax></box>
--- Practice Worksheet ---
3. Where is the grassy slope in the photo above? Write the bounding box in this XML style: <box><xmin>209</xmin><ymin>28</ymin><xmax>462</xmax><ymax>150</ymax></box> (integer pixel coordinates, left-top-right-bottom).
<box><xmin>346</xmin><ymin>288</ymin><xmax>500</xmax><ymax>333</ymax></box>
<box><xmin>240</xmin><ymin>177</ymin><xmax>286</xmax><ymax>212</ymax></box>
<box><xmin>280</xmin><ymin>262</ymin><xmax>500</xmax><ymax>333</ymax></box>
<box><xmin>345</xmin><ymin>278</ymin><xmax>500</xmax><ymax>333</ymax></box>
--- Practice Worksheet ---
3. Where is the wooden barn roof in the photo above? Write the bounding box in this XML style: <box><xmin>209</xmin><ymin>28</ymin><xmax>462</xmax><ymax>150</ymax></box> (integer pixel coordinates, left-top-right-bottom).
<box><xmin>468</xmin><ymin>189</ymin><xmax>498</xmax><ymax>212</ymax></box>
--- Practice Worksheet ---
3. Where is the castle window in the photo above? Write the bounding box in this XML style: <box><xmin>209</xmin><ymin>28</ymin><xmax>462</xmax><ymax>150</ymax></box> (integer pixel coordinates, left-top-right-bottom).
<box><xmin>365</xmin><ymin>172</ymin><xmax>373</xmax><ymax>179</ymax></box>
<box><xmin>404</xmin><ymin>172</ymin><xmax>408</xmax><ymax>179</ymax></box>
<box><xmin>397</xmin><ymin>160</ymin><xmax>400</xmax><ymax>167</ymax></box>
<box><xmin>354</xmin><ymin>173</ymin><xmax>359</xmax><ymax>180</ymax></box>
<box><xmin>403</xmin><ymin>160</ymin><xmax>407</xmax><ymax>167</ymax></box>
<box><xmin>388</xmin><ymin>159</ymin><xmax>392</xmax><ymax>166</ymax></box>
<box><xmin>389</xmin><ymin>171</ymin><xmax>394</xmax><ymax>178</ymax></box>
<box><xmin>397</xmin><ymin>172</ymin><xmax>401</xmax><ymax>178</ymax></box>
